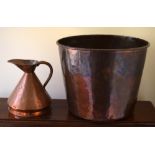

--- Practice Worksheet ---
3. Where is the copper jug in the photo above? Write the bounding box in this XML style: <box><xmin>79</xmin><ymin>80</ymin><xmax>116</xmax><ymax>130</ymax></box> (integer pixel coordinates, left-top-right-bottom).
<box><xmin>8</xmin><ymin>59</ymin><xmax>53</xmax><ymax>117</ymax></box>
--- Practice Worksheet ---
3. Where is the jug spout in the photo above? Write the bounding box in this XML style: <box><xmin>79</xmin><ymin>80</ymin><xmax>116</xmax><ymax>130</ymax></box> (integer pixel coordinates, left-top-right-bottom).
<box><xmin>8</xmin><ymin>59</ymin><xmax>39</xmax><ymax>73</ymax></box>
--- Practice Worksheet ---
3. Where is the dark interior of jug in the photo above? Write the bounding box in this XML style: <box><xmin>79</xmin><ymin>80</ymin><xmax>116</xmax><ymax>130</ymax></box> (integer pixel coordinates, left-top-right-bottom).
<box><xmin>8</xmin><ymin>59</ymin><xmax>38</xmax><ymax>66</ymax></box>
<box><xmin>57</xmin><ymin>35</ymin><xmax>149</xmax><ymax>50</ymax></box>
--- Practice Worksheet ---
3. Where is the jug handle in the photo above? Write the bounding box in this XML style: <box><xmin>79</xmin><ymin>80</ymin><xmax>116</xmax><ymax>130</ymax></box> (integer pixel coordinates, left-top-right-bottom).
<box><xmin>37</xmin><ymin>61</ymin><xmax>53</xmax><ymax>88</ymax></box>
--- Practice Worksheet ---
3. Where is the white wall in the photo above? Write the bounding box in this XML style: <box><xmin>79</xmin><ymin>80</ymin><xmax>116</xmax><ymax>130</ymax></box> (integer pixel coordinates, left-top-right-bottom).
<box><xmin>0</xmin><ymin>28</ymin><xmax>154</xmax><ymax>105</ymax></box>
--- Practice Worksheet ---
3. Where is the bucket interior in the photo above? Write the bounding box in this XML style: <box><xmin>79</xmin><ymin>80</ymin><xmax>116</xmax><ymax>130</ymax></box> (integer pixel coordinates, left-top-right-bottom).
<box><xmin>57</xmin><ymin>35</ymin><xmax>149</xmax><ymax>50</ymax></box>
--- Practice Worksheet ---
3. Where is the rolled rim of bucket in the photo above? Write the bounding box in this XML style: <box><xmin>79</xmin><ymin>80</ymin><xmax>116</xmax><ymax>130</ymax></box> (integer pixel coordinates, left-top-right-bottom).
<box><xmin>57</xmin><ymin>34</ymin><xmax>150</xmax><ymax>51</ymax></box>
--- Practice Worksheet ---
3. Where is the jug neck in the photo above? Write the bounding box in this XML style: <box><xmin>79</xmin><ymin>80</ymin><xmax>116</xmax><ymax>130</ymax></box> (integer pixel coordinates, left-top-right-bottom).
<box><xmin>18</xmin><ymin>65</ymin><xmax>37</xmax><ymax>73</ymax></box>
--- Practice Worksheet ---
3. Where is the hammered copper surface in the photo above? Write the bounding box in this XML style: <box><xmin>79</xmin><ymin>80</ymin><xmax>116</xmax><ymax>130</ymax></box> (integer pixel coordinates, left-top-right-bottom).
<box><xmin>8</xmin><ymin>59</ymin><xmax>53</xmax><ymax>117</ymax></box>
<box><xmin>57</xmin><ymin>35</ymin><xmax>149</xmax><ymax>121</ymax></box>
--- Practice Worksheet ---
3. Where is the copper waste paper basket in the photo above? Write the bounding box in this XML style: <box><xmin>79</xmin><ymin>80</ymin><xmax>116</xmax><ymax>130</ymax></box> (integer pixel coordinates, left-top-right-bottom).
<box><xmin>57</xmin><ymin>35</ymin><xmax>149</xmax><ymax>121</ymax></box>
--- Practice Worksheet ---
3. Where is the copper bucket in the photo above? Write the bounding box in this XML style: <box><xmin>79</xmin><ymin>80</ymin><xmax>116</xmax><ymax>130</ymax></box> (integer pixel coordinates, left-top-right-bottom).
<box><xmin>57</xmin><ymin>35</ymin><xmax>149</xmax><ymax>121</ymax></box>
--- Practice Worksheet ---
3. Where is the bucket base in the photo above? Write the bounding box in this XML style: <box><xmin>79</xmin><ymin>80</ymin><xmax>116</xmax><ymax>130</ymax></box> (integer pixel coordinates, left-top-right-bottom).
<box><xmin>8</xmin><ymin>106</ymin><xmax>50</xmax><ymax>118</ymax></box>
<box><xmin>69</xmin><ymin>110</ymin><xmax>133</xmax><ymax>122</ymax></box>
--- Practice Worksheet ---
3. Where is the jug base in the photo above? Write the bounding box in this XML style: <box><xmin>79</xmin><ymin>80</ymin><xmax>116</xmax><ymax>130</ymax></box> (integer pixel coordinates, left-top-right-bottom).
<box><xmin>8</xmin><ymin>106</ymin><xmax>50</xmax><ymax>118</ymax></box>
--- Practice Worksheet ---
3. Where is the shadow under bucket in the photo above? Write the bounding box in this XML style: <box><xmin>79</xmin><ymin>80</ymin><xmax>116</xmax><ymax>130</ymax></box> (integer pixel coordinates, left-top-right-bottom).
<box><xmin>57</xmin><ymin>35</ymin><xmax>149</xmax><ymax>121</ymax></box>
